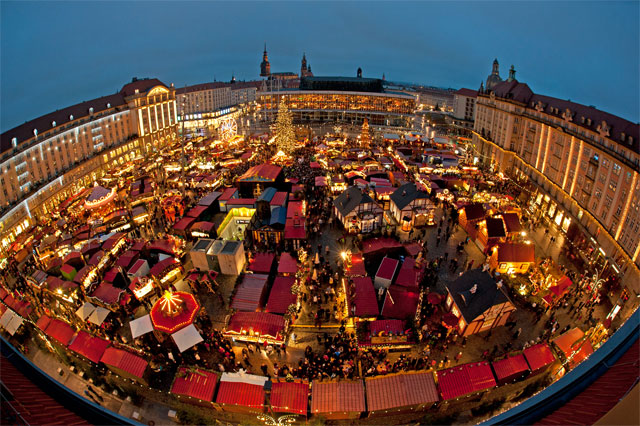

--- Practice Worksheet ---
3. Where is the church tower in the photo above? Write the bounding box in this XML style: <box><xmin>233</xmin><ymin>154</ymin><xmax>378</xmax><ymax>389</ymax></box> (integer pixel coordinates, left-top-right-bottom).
<box><xmin>260</xmin><ymin>43</ymin><xmax>271</xmax><ymax>77</ymax></box>
<box><xmin>485</xmin><ymin>58</ymin><xmax>502</xmax><ymax>91</ymax></box>
<box><xmin>301</xmin><ymin>53</ymin><xmax>307</xmax><ymax>76</ymax></box>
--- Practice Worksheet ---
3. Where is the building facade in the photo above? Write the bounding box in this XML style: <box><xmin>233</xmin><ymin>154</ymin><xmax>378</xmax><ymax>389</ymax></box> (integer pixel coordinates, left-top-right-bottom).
<box><xmin>453</xmin><ymin>88</ymin><xmax>478</xmax><ymax>127</ymax></box>
<box><xmin>176</xmin><ymin>81</ymin><xmax>261</xmax><ymax>118</ymax></box>
<box><xmin>0</xmin><ymin>78</ymin><xmax>177</xmax><ymax>250</ymax></box>
<box><xmin>472</xmin><ymin>77</ymin><xmax>640</xmax><ymax>294</ymax></box>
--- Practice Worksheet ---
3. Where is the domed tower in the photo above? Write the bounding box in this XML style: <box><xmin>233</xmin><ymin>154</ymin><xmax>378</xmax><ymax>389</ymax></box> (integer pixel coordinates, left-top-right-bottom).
<box><xmin>485</xmin><ymin>58</ymin><xmax>502</xmax><ymax>91</ymax></box>
<box><xmin>507</xmin><ymin>65</ymin><xmax>517</xmax><ymax>82</ymax></box>
<box><xmin>357</xmin><ymin>67</ymin><xmax>362</xmax><ymax>78</ymax></box>
<box><xmin>260</xmin><ymin>43</ymin><xmax>271</xmax><ymax>77</ymax></box>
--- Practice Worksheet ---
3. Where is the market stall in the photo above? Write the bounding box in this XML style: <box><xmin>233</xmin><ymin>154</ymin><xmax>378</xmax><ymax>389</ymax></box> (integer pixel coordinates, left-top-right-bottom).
<box><xmin>68</xmin><ymin>331</ymin><xmax>110</xmax><ymax>364</ymax></box>
<box><xmin>491</xmin><ymin>354</ymin><xmax>530</xmax><ymax>385</ymax></box>
<box><xmin>40</xmin><ymin>317</ymin><xmax>76</xmax><ymax>346</ymax></box>
<box><xmin>224</xmin><ymin>312</ymin><xmax>286</xmax><ymax>345</ymax></box>
<box><xmin>171</xmin><ymin>324</ymin><xmax>204</xmax><ymax>352</ymax></box>
<box><xmin>100</xmin><ymin>347</ymin><xmax>149</xmax><ymax>385</ymax></box>
<box><xmin>436</xmin><ymin>361</ymin><xmax>497</xmax><ymax>401</ymax></box>
<box><xmin>347</xmin><ymin>277</ymin><xmax>379</xmax><ymax>318</ymax></box>
<box><xmin>149</xmin><ymin>257</ymin><xmax>182</xmax><ymax>286</ymax></box>
<box><xmin>523</xmin><ymin>343</ymin><xmax>556</xmax><ymax>376</ymax></box>
<box><xmin>248</xmin><ymin>253</ymin><xmax>276</xmax><ymax>275</ymax></box>
<box><xmin>311</xmin><ymin>380</ymin><xmax>366</xmax><ymax>420</ymax></box>
<box><xmin>277</xmin><ymin>252</ymin><xmax>298</xmax><ymax>276</ymax></box>
<box><xmin>265</xmin><ymin>276</ymin><xmax>297</xmax><ymax>315</ymax></box>
<box><xmin>216</xmin><ymin>372</ymin><xmax>267</xmax><ymax>414</ymax></box>
<box><xmin>270</xmin><ymin>380</ymin><xmax>309</xmax><ymax>417</ymax></box>
<box><xmin>230</xmin><ymin>274</ymin><xmax>269</xmax><ymax>312</ymax></box>
<box><xmin>365</xmin><ymin>371</ymin><xmax>439</xmax><ymax>416</ymax></box>
<box><xmin>170</xmin><ymin>367</ymin><xmax>219</xmax><ymax>407</ymax></box>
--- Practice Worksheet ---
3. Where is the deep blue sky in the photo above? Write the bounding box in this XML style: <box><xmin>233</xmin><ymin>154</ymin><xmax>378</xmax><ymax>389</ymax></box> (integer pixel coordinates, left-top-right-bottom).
<box><xmin>1</xmin><ymin>1</ymin><xmax>638</xmax><ymax>132</ymax></box>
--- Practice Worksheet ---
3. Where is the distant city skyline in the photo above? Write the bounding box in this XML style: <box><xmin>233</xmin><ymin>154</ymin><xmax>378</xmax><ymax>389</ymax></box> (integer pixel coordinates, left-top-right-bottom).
<box><xmin>1</xmin><ymin>1</ymin><xmax>638</xmax><ymax>132</ymax></box>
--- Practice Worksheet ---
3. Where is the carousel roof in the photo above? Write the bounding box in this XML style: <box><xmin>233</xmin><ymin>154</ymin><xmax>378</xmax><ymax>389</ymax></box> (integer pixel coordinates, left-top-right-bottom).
<box><xmin>150</xmin><ymin>291</ymin><xmax>200</xmax><ymax>334</ymax></box>
<box><xmin>85</xmin><ymin>185</ymin><xmax>115</xmax><ymax>208</ymax></box>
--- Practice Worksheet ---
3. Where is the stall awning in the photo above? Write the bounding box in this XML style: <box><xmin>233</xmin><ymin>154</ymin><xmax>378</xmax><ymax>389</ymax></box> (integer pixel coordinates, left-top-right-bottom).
<box><xmin>381</xmin><ymin>286</ymin><xmax>419</xmax><ymax>320</ymax></box>
<box><xmin>231</xmin><ymin>274</ymin><xmax>269</xmax><ymax>312</ymax></box>
<box><xmin>90</xmin><ymin>281</ymin><xmax>124</xmax><ymax>305</ymax></box>
<box><xmin>216</xmin><ymin>375</ymin><xmax>265</xmax><ymax>409</ymax></box>
<box><xmin>173</xmin><ymin>217</ymin><xmax>196</xmax><ymax>232</ymax></box>
<box><xmin>362</xmin><ymin>237</ymin><xmax>403</xmax><ymax>254</ymax></box>
<box><xmin>129</xmin><ymin>314</ymin><xmax>153</xmax><ymax>339</ymax></box>
<box><xmin>345</xmin><ymin>253</ymin><xmax>366</xmax><ymax>277</ymax></box>
<box><xmin>172</xmin><ymin>324</ymin><xmax>203</xmax><ymax>352</ymax></box>
<box><xmin>186</xmin><ymin>206</ymin><xmax>208</xmax><ymax>219</ymax></box>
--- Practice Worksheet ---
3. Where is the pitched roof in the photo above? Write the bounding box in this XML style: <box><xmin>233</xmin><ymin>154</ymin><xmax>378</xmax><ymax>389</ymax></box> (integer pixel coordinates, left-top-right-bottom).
<box><xmin>501</xmin><ymin>212</ymin><xmax>522</xmax><ymax>233</ymax></box>
<box><xmin>485</xmin><ymin>217</ymin><xmax>507</xmax><ymax>238</ymax></box>
<box><xmin>349</xmin><ymin>277</ymin><xmax>379</xmax><ymax>317</ymax></box>
<box><xmin>491</xmin><ymin>354</ymin><xmax>530</xmax><ymax>383</ymax></box>
<box><xmin>231</xmin><ymin>274</ymin><xmax>269</xmax><ymax>312</ymax></box>
<box><xmin>491</xmin><ymin>80</ymin><xmax>535</xmax><ymax>104</ymax></box>
<box><xmin>381</xmin><ymin>286</ymin><xmax>419</xmax><ymax>320</ymax></box>
<box><xmin>445</xmin><ymin>269</ymin><xmax>511</xmax><ymax>323</ymax></box>
<box><xmin>100</xmin><ymin>347</ymin><xmax>148</xmax><ymax>379</ymax></box>
<box><xmin>216</xmin><ymin>381</ymin><xmax>265</xmax><ymax>409</ymax></box>
<box><xmin>270</xmin><ymin>381</ymin><xmax>309</xmax><ymax>415</ymax></box>
<box><xmin>462</xmin><ymin>203</ymin><xmax>486</xmax><ymax>221</ymax></box>
<box><xmin>376</xmin><ymin>257</ymin><xmax>399</xmax><ymax>281</ymax></box>
<box><xmin>1</xmin><ymin>92</ymin><xmax>126</xmax><ymax>153</ymax></box>
<box><xmin>277</xmin><ymin>253</ymin><xmax>298</xmax><ymax>275</ymax></box>
<box><xmin>311</xmin><ymin>380</ymin><xmax>365</xmax><ymax>414</ymax></box>
<box><xmin>119</xmin><ymin>78</ymin><xmax>167</xmax><ymax>97</ymax></box>
<box><xmin>171</xmin><ymin>368</ymin><xmax>218</xmax><ymax>402</ymax></box>
<box><xmin>436</xmin><ymin>361</ymin><xmax>496</xmax><ymax>400</ymax></box>
<box><xmin>395</xmin><ymin>257</ymin><xmax>421</xmax><ymax>289</ymax></box>
<box><xmin>390</xmin><ymin>183</ymin><xmax>430</xmax><ymax>210</ymax></box>
<box><xmin>68</xmin><ymin>331</ymin><xmax>110</xmax><ymax>363</ymax></box>
<box><xmin>238</xmin><ymin>164</ymin><xmax>282</xmax><ymax>182</ymax></box>
<box><xmin>522</xmin><ymin>343</ymin><xmax>556</xmax><ymax>373</ymax></box>
<box><xmin>334</xmin><ymin>187</ymin><xmax>376</xmax><ymax>216</ymax></box>
<box><xmin>265</xmin><ymin>276</ymin><xmax>297</xmax><ymax>314</ymax></box>
<box><xmin>365</xmin><ymin>371</ymin><xmax>439</xmax><ymax>411</ymax></box>
<box><xmin>257</xmin><ymin>187</ymin><xmax>277</xmax><ymax>203</ymax></box>
<box><xmin>455</xmin><ymin>88</ymin><xmax>478</xmax><ymax>98</ymax></box>
<box><xmin>226</xmin><ymin>312</ymin><xmax>285</xmax><ymax>339</ymax></box>
<box><xmin>248</xmin><ymin>253</ymin><xmax>275</xmax><ymax>274</ymax></box>
<box><xmin>43</xmin><ymin>318</ymin><xmax>76</xmax><ymax>346</ymax></box>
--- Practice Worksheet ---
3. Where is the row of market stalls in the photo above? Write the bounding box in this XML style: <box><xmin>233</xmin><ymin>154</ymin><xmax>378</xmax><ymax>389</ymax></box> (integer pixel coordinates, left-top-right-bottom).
<box><xmin>165</xmin><ymin>342</ymin><xmax>562</xmax><ymax>419</ymax></box>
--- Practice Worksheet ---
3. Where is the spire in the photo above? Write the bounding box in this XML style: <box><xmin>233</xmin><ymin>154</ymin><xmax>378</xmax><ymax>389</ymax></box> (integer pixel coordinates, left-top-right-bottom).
<box><xmin>264</xmin><ymin>42</ymin><xmax>267</xmax><ymax>54</ymax></box>
<box><xmin>492</xmin><ymin>58</ymin><xmax>500</xmax><ymax>75</ymax></box>
<box><xmin>382</xmin><ymin>73</ymin><xmax>386</xmax><ymax>81</ymax></box>
<box><xmin>507</xmin><ymin>65</ymin><xmax>517</xmax><ymax>82</ymax></box>
<box><xmin>479</xmin><ymin>81</ymin><xmax>484</xmax><ymax>93</ymax></box>
<box><xmin>357</xmin><ymin>67</ymin><xmax>362</xmax><ymax>78</ymax></box>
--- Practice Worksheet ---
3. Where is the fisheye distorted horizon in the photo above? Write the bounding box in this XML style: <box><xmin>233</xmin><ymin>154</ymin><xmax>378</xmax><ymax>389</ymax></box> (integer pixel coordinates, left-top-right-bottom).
<box><xmin>1</xmin><ymin>0</ymin><xmax>639</xmax><ymax>132</ymax></box>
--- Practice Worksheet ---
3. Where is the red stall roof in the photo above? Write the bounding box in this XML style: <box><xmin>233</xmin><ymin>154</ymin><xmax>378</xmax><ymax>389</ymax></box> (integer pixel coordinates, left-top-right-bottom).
<box><xmin>345</xmin><ymin>253</ymin><xmax>366</xmax><ymax>277</ymax></box>
<box><xmin>381</xmin><ymin>286</ymin><xmax>419</xmax><ymax>320</ymax></box>
<box><xmin>171</xmin><ymin>368</ymin><xmax>218</xmax><ymax>402</ymax></box>
<box><xmin>366</xmin><ymin>371</ymin><xmax>439</xmax><ymax>411</ymax></box>
<box><xmin>173</xmin><ymin>217</ymin><xmax>196</xmax><ymax>231</ymax></box>
<box><xmin>394</xmin><ymin>257</ymin><xmax>421</xmax><ymax>289</ymax></box>
<box><xmin>350</xmin><ymin>277</ymin><xmax>379</xmax><ymax>317</ymax></box>
<box><xmin>43</xmin><ymin>319</ymin><xmax>75</xmax><ymax>346</ymax></box>
<box><xmin>286</xmin><ymin>201</ymin><xmax>304</xmax><ymax>219</ymax></box>
<box><xmin>198</xmin><ymin>191</ymin><xmax>221</xmax><ymax>207</ymax></box>
<box><xmin>90</xmin><ymin>281</ymin><xmax>124</xmax><ymax>305</ymax></box>
<box><xmin>270</xmin><ymin>192</ymin><xmax>288</xmax><ymax>207</ymax></box>
<box><xmin>186</xmin><ymin>205</ymin><xmax>208</xmax><ymax>218</ymax></box>
<box><xmin>284</xmin><ymin>218</ymin><xmax>306</xmax><ymax>240</ymax></box>
<box><xmin>216</xmin><ymin>381</ymin><xmax>265</xmax><ymax>409</ymax></box>
<box><xmin>270</xmin><ymin>381</ymin><xmax>309</xmax><ymax>416</ymax></box>
<box><xmin>376</xmin><ymin>257</ymin><xmax>398</xmax><ymax>281</ymax></box>
<box><xmin>149</xmin><ymin>257</ymin><xmax>179</xmax><ymax>278</ymax></box>
<box><xmin>218</xmin><ymin>187</ymin><xmax>238</xmax><ymax>202</ymax></box>
<box><xmin>148</xmin><ymin>239</ymin><xmax>176</xmax><ymax>255</ymax></box>
<box><xmin>36</xmin><ymin>314</ymin><xmax>53</xmax><ymax>331</ymax></box>
<box><xmin>311</xmin><ymin>380</ymin><xmax>365</xmax><ymax>415</ymax></box>
<box><xmin>266</xmin><ymin>276</ymin><xmax>297</xmax><ymax>314</ymax></box>
<box><xmin>553</xmin><ymin>328</ymin><xmax>594</xmax><ymax>367</ymax></box>
<box><xmin>100</xmin><ymin>347</ymin><xmax>148</xmax><ymax>379</ymax></box>
<box><xmin>491</xmin><ymin>354</ymin><xmax>530</xmax><ymax>383</ymax></box>
<box><xmin>277</xmin><ymin>253</ymin><xmax>298</xmax><ymax>275</ymax></box>
<box><xmin>191</xmin><ymin>221</ymin><xmax>215</xmax><ymax>233</ymax></box>
<box><xmin>404</xmin><ymin>242</ymin><xmax>423</xmax><ymax>257</ymax></box>
<box><xmin>68</xmin><ymin>331</ymin><xmax>110</xmax><ymax>363</ymax></box>
<box><xmin>101</xmin><ymin>233</ymin><xmax>125</xmax><ymax>252</ymax></box>
<box><xmin>226</xmin><ymin>312</ymin><xmax>285</xmax><ymax>339</ymax></box>
<box><xmin>248</xmin><ymin>253</ymin><xmax>275</xmax><ymax>274</ymax></box>
<box><xmin>116</xmin><ymin>250</ymin><xmax>139</xmax><ymax>269</ymax></box>
<box><xmin>231</xmin><ymin>274</ymin><xmax>269</xmax><ymax>312</ymax></box>
<box><xmin>436</xmin><ymin>362</ymin><xmax>496</xmax><ymax>401</ymax></box>
<box><xmin>523</xmin><ymin>343</ymin><xmax>556</xmax><ymax>373</ymax></box>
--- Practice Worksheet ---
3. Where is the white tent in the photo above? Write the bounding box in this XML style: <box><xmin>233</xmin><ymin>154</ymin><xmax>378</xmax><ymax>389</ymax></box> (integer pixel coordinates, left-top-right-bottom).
<box><xmin>0</xmin><ymin>310</ymin><xmax>24</xmax><ymax>336</ymax></box>
<box><xmin>171</xmin><ymin>324</ymin><xmax>203</xmax><ymax>353</ymax></box>
<box><xmin>88</xmin><ymin>306</ymin><xmax>110</xmax><ymax>325</ymax></box>
<box><xmin>220</xmin><ymin>371</ymin><xmax>268</xmax><ymax>387</ymax></box>
<box><xmin>130</xmin><ymin>314</ymin><xmax>154</xmax><ymax>339</ymax></box>
<box><xmin>75</xmin><ymin>302</ymin><xmax>96</xmax><ymax>320</ymax></box>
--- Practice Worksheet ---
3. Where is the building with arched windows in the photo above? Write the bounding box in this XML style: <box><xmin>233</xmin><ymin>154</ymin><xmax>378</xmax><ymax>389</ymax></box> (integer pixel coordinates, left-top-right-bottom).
<box><xmin>0</xmin><ymin>78</ymin><xmax>177</xmax><ymax>249</ymax></box>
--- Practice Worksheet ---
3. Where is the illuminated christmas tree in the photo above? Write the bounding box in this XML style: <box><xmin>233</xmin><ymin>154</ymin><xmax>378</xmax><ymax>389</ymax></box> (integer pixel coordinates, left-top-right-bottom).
<box><xmin>275</xmin><ymin>100</ymin><xmax>296</xmax><ymax>155</ymax></box>
<box><xmin>360</xmin><ymin>118</ymin><xmax>371</xmax><ymax>148</ymax></box>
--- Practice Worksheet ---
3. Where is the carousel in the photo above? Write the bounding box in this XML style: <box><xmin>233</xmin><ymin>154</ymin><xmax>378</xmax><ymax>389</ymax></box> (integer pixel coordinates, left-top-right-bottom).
<box><xmin>150</xmin><ymin>291</ymin><xmax>201</xmax><ymax>334</ymax></box>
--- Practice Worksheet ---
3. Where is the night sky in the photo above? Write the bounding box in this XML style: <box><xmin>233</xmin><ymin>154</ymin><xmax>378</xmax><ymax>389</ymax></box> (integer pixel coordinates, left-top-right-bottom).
<box><xmin>1</xmin><ymin>1</ymin><xmax>638</xmax><ymax>132</ymax></box>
